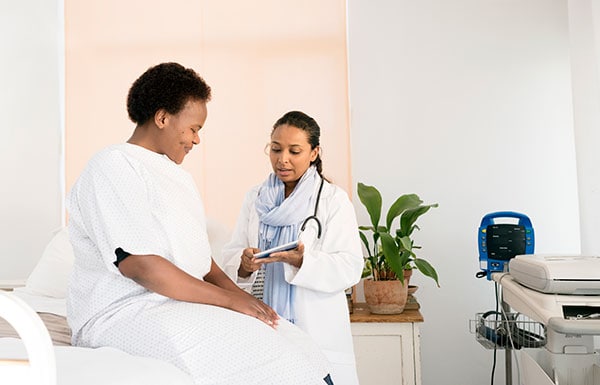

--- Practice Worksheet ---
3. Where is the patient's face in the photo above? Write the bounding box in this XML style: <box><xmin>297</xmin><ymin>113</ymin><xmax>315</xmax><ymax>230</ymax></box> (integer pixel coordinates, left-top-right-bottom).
<box><xmin>159</xmin><ymin>99</ymin><xmax>207</xmax><ymax>164</ymax></box>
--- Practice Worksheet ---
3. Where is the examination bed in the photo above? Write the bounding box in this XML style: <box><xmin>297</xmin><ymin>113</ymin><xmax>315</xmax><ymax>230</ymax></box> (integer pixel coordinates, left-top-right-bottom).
<box><xmin>0</xmin><ymin>290</ymin><xmax>194</xmax><ymax>385</ymax></box>
<box><xmin>0</xmin><ymin>222</ymin><xmax>231</xmax><ymax>385</ymax></box>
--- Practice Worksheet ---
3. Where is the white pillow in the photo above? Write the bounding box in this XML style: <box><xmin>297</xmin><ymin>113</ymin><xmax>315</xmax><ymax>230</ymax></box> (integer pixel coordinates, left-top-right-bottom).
<box><xmin>206</xmin><ymin>217</ymin><xmax>232</xmax><ymax>267</ymax></box>
<box><xmin>22</xmin><ymin>219</ymin><xmax>229</xmax><ymax>300</ymax></box>
<box><xmin>23</xmin><ymin>227</ymin><xmax>74</xmax><ymax>299</ymax></box>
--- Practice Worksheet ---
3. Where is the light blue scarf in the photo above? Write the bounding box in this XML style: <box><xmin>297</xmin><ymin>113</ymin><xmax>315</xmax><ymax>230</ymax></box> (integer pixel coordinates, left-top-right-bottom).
<box><xmin>256</xmin><ymin>166</ymin><xmax>319</xmax><ymax>322</ymax></box>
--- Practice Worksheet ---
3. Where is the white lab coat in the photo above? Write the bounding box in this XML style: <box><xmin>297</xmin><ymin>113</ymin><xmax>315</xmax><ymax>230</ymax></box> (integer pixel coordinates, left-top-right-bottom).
<box><xmin>222</xmin><ymin>180</ymin><xmax>364</xmax><ymax>385</ymax></box>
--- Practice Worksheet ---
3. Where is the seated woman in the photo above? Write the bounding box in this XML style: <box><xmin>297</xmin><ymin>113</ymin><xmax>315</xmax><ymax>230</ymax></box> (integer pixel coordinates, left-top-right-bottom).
<box><xmin>66</xmin><ymin>62</ymin><xmax>331</xmax><ymax>385</ymax></box>
<box><xmin>222</xmin><ymin>111</ymin><xmax>364</xmax><ymax>385</ymax></box>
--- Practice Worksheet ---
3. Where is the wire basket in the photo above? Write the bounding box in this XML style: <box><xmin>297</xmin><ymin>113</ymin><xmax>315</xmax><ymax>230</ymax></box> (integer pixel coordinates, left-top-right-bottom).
<box><xmin>470</xmin><ymin>312</ymin><xmax>546</xmax><ymax>350</ymax></box>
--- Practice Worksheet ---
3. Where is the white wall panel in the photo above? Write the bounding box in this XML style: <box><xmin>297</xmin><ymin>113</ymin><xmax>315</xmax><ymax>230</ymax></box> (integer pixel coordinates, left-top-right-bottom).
<box><xmin>0</xmin><ymin>1</ymin><xmax>63</xmax><ymax>285</ymax></box>
<box><xmin>568</xmin><ymin>0</ymin><xmax>600</xmax><ymax>255</ymax></box>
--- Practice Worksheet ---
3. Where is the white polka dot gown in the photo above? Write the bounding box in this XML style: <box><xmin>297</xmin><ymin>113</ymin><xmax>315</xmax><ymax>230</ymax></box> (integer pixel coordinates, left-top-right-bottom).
<box><xmin>67</xmin><ymin>143</ymin><xmax>330</xmax><ymax>384</ymax></box>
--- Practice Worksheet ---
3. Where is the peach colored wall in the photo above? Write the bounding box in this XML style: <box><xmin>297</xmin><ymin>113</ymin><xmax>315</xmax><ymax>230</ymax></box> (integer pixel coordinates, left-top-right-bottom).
<box><xmin>65</xmin><ymin>0</ymin><xmax>351</xmax><ymax>227</ymax></box>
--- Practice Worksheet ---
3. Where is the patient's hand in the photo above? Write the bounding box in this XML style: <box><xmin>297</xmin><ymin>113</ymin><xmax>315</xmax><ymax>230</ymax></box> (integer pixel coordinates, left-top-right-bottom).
<box><xmin>230</xmin><ymin>290</ymin><xmax>279</xmax><ymax>328</ymax></box>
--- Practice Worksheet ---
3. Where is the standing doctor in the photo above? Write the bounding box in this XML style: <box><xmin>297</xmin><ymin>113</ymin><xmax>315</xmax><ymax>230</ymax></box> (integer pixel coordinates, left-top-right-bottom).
<box><xmin>222</xmin><ymin>111</ymin><xmax>364</xmax><ymax>385</ymax></box>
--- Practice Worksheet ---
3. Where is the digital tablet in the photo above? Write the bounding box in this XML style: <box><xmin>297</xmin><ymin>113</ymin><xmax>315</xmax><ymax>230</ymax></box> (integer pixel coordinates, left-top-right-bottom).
<box><xmin>253</xmin><ymin>240</ymin><xmax>299</xmax><ymax>258</ymax></box>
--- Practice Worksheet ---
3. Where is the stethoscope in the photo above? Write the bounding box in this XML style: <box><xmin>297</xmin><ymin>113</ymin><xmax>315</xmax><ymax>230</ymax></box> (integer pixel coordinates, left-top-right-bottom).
<box><xmin>299</xmin><ymin>176</ymin><xmax>324</xmax><ymax>239</ymax></box>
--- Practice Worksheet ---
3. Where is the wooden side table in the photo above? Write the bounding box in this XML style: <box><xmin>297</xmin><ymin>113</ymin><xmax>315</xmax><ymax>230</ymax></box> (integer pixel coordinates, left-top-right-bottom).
<box><xmin>350</xmin><ymin>303</ymin><xmax>424</xmax><ymax>385</ymax></box>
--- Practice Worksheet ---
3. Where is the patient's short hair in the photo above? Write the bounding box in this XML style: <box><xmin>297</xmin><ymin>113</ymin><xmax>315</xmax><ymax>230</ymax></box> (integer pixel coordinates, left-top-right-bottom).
<box><xmin>127</xmin><ymin>62</ymin><xmax>211</xmax><ymax>125</ymax></box>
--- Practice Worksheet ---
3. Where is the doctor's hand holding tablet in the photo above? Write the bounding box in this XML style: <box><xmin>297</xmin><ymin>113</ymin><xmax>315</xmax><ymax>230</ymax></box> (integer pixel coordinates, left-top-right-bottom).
<box><xmin>238</xmin><ymin>240</ymin><xmax>303</xmax><ymax>278</ymax></box>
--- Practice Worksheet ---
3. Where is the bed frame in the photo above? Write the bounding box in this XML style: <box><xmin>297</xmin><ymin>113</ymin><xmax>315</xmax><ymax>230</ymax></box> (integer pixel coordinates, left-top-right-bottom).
<box><xmin>0</xmin><ymin>291</ymin><xmax>56</xmax><ymax>385</ymax></box>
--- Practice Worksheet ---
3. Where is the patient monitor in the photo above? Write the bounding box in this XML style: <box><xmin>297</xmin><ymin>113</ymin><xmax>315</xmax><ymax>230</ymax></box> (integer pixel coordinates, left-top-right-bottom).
<box><xmin>477</xmin><ymin>211</ymin><xmax>534</xmax><ymax>280</ymax></box>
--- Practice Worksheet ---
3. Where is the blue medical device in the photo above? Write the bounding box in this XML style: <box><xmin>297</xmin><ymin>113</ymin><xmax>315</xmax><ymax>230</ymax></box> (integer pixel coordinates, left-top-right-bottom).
<box><xmin>477</xmin><ymin>211</ymin><xmax>534</xmax><ymax>280</ymax></box>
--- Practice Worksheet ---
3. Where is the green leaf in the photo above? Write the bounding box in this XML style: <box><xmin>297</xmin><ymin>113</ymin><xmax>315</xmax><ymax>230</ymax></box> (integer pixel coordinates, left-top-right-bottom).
<box><xmin>361</xmin><ymin>259</ymin><xmax>372</xmax><ymax>278</ymax></box>
<box><xmin>380</xmin><ymin>233</ymin><xmax>405</xmax><ymax>279</ymax></box>
<box><xmin>385</xmin><ymin>194</ymin><xmax>422</xmax><ymax>230</ymax></box>
<box><xmin>413</xmin><ymin>258</ymin><xmax>440</xmax><ymax>287</ymax></box>
<box><xmin>357</xmin><ymin>182</ymin><xmax>382</xmax><ymax>230</ymax></box>
<box><xmin>372</xmin><ymin>232</ymin><xmax>380</xmax><ymax>243</ymax></box>
<box><xmin>398</xmin><ymin>235</ymin><xmax>413</xmax><ymax>252</ymax></box>
<box><xmin>358</xmin><ymin>231</ymin><xmax>372</xmax><ymax>258</ymax></box>
<box><xmin>400</xmin><ymin>203</ymin><xmax>438</xmax><ymax>237</ymax></box>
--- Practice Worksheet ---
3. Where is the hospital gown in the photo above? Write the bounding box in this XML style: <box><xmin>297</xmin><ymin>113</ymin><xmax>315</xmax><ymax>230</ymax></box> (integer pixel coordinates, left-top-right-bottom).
<box><xmin>66</xmin><ymin>143</ymin><xmax>329</xmax><ymax>385</ymax></box>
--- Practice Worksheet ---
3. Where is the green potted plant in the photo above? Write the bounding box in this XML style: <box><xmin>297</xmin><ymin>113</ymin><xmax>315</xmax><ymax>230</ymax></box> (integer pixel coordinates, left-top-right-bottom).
<box><xmin>357</xmin><ymin>182</ymin><xmax>439</xmax><ymax>314</ymax></box>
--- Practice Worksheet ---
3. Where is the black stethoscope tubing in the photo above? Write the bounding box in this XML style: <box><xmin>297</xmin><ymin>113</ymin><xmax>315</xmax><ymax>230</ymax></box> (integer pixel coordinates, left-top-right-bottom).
<box><xmin>299</xmin><ymin>176</ymin><xmax>324</xmax><ymax>239</ymax></box>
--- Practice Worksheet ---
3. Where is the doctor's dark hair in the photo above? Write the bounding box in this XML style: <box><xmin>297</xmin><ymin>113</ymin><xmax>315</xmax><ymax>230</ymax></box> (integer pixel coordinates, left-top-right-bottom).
<box><xmin>272</xmin><ymin>110</ymin><xmax>327</xmax><ymax>179</ymax></box>
<box><xmin>127</xmin><ymin>62</ymin><xmax>211</xmax><ymax>125</ymax></box>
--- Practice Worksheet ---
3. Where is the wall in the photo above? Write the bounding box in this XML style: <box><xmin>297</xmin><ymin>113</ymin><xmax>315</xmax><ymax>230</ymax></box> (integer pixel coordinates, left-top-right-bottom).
<box><xmin>0</xmin><ymin>0</ymin><xmax>63</xmax><ymax>285</ymax></box>
<box><xmin>568</xmin><ymin>0</ymin><xmax>600</xmax><ymax>255</ymax></box>
<box><xmin>0</xmin><ymin>0</ymin><xmax>350</xmax><ymax>284</ymax></box>
<box><xmin>347</xmin><ymin>0</ymin><xmax>581</xmax><ymax>384</ymax></box>
<box><xmin>65</xmin><ymin>0</ymin><xmax>351</xmax><ymax>228</ymax></box>
<box><xmin>567</xmin><ymin>0</ymin><xmax>600</xmax><ymax>352</ymax></box>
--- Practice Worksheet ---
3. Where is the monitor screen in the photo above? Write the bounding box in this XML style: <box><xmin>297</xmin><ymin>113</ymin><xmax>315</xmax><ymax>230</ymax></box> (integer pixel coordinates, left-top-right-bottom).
<box><xmin>486</xmin><ymin>224</ymin><xmax>526</xmax><ymax>261</ymax></box>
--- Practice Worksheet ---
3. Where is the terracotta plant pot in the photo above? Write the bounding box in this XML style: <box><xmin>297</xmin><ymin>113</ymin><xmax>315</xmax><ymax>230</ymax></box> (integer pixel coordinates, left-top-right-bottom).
<box><xmin>363</xmin><ymin>270</ymin><xmax>412</xmax><ymax>314</ymax></box>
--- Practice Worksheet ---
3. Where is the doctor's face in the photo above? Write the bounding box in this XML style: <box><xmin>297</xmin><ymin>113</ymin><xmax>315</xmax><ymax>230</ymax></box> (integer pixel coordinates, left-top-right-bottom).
<box><xmin>159</xmin><ymin>99</ymin><xmax>207</xmax><ymax>164</ymax></box>
<box><xmin>269</xmin><ymin>124</ymin><xmax>319</xmax><ymax>192</ymax></box>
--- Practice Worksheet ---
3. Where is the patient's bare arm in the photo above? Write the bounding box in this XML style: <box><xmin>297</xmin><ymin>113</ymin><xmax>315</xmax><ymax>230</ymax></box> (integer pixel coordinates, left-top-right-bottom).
<box><xmin>118</xmin><ymin>255</ymin><xmax>279</xmax><ymax>327</ymax></box>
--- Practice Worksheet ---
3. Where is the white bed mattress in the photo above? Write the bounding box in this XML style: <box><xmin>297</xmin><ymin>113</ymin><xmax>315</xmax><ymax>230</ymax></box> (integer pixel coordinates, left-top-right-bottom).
<box><xmin>10</xmin><ymin>289</ymin><xmax>67</xmax><ymax>317</ymax></box>
<box><xmin>0</xmin><ymin>337</ymin><xmax>194</xmax><ymax>385</ymax></box>
<box><xmin>0</xmin><ymin>290</ymin><xmax>194</xmax><ymax>385</ymax></box>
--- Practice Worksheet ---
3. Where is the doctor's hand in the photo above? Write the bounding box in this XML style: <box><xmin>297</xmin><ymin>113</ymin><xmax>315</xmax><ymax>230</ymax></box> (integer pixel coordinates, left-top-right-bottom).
<box><xmin>260</xmin><ymin>242</ymin><xmax>304</xmax><ymax>269</ymax></box>
<box><xmin>238</xmin><ymin>248</ymin><xmax>262</xmax><ymax>278</ymax></box>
